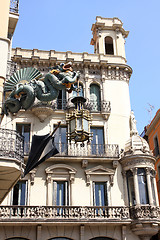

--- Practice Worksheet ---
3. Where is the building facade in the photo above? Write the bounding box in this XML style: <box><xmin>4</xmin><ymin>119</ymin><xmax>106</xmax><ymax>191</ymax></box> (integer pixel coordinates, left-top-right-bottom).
<box><xmin>0</xmin><ymin>3</ymin><xmax>160</xmax><ymax>240</ymax></box>
<box><xmin>142</xmin><ymin>109</ymin><xmax>160</xmax><ymax>205</ymax></box>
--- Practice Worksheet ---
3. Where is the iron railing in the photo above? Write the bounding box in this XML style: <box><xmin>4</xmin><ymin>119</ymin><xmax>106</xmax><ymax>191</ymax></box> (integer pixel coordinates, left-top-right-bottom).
<box><xmin>10</xmin><ymin>0</ymin><xmax>19</xmax><ymax>13</ymax></box>
<box><xmin>6</xmin><ymin>60</ymin><xmax>17</xmax><ymax>81</ymax></box>
<box><xmin>0</xmin><ymin>128</ymin><xmax>24</xmax><ymax>162</ymax></box>
<box><xmin>24</xmin><ymin>142</ymin><xmax>119</xmax><ymax>158</ymax></box>
<box><xmin>55</xmin><ymin>142</ymin><xmax>119</xmax><ymax>158</ymax></box>
<box><xmin>67</xmin><ymin>98</ymin><xmax>111</xmax><ymax>113</ymax></box>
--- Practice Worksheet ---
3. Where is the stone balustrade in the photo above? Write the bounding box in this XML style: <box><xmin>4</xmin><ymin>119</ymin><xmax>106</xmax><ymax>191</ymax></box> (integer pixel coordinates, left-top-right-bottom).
<box><xmin>0</xmin><ymin>206</ymin><xmax>159</xmax><ymax>222</ymax></box>
<box><xmin>0</xmin><ymin>206</ymin><xmax>130</xmax><ymax>221</ymax></box>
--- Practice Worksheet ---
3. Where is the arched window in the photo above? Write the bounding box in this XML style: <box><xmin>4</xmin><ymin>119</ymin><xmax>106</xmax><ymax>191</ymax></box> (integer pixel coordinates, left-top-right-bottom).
<box><xmin>126</xmin><ymin>170</ymin><xmax>135</xmax><ymax>206</ymax></box>
<box><xmin>137</xmin><ymin>168</ymin><xmax>149</xmax><ymax>204</ymax></box>
<box><xmin>105</xmin><ymin>36</ymin><xmax>114</xmax><ymax>55</ymax></box>
<box><xmin>90</xmin><ymin>237</ymin><xmax>114</xmax><ymax>240</ymax></box>
<box><xmin>72</xmin><ymin>83</ymin><xmax>83</xmax><ymax>97</ymax></box>
<box><xmin>90</xmin><ymin>84</ymin><xmax>101</xmax><ymax>111</ymax></box>
<box><xmin>6</xmin><ymin>238</ymin><xmax>29</xmax><ymax>240</ymax></box>
<box><xmin>49</xmin><ymin>238</ymin><xmax>72</xmax><ymax>240</ymax></box>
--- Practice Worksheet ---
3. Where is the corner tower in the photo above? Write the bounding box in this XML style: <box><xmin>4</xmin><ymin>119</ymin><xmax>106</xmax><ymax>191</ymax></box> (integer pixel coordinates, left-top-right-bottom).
<box><xmin>91</xmin><ymin>16</ymin><xmax>129</xmax><ymax>60</ymax></box>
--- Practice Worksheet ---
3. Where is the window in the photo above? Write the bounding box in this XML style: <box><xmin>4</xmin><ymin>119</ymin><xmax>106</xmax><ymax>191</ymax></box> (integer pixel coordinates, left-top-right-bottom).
<box><xmin>16</xmin><ymin>124</ymin><xmax>30</xmax><ymax>155</ymax></box>
<box><xmin>49</xmin><ymin>238</ymin><xmax>72</xmax><ymax>240</ymax></box>
<box><xmin>154</xmin><ymin>136</ymin><xmax>159</xmax><ymax>157</ymax></box>
<box><xmin>105</xmin><ymin>36</ymin><xmax>114</xmax><ymax>55</ymax></box>
<box><xmin>93</xmin><ymin>182</ymin><xmax>108</xmax><ymax>206</ymax></box>
<box><xmin>90</xmin><ymin>238</ymin><xmax>114</xmax><ymax>240</ymax></box>
<box><xmin>126</xmin><ymin>170</ymin><xmax>136</xmax><ymax>206</ymax></box>
<box><xmin>137</xmin><ymin>168</ymin><xmax>149</xmax><ymax>204</ymax></box>
<box><xmin>91</xmin><ymin>127</ymin><xmax>104</xmax><ymax>155</ymax></box>
<box><xmin>54</xmin><ymin>126</ymin><xmax>67</xmax><ymax>155</ymax></box>
<box><xmin>6</xmin><ymin>238</ymin><xmax>29</xmax><ymax>240</ymax></box>
<box><xmin>57</xmin><ymin>89</ymin><xmax>66</xmax><ymax>110</ymax></box>
<box><xmin>53</xmin><ymin>181</ymin><xmax>68</xmax><ymax>206</ymax></box>
<box><xmin>90</xmin><ymin>84</ymin><xmax>101</xmax><ymax>111</ymax></box>
<box><xmin>12</xmin><ymin>181</ymin><xmax>27</xmax><ymax>205</ymax></box>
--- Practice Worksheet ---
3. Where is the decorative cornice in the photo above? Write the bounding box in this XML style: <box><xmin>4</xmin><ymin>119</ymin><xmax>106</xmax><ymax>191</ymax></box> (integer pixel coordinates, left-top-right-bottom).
<box><xmin>85</xmin><ymin>165</ymin><xmax>115</xmax><ymax>186</ymax></box>
<box><xmin>120</xmin><ymin>154</ymin><xmax>156</xmax><ymax>170</ymax></box>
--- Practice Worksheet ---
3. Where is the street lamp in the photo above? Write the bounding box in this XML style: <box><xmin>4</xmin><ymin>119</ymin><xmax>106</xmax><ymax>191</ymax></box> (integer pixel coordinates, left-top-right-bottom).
<box><xmin>66</xmin><ymin>80</ymin><xmax>92</xmax><ymax>143</ymax></box>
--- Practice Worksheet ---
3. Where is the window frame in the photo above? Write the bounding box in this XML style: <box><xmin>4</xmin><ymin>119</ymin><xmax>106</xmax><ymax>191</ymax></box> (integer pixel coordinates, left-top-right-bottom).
<box><xmin>11</xmin><ymin>180</ymin><xmax>28</xmax><ymax>206</ymax></box>
<box><xmin>16</xmin><ymin>123</ymin><xmax>31</xmax><ymax>155</ymax></box>
<box><xmin>93</xmin><ymin>181</ymin><xmax>108</xmax><ymax>206</ymax></box>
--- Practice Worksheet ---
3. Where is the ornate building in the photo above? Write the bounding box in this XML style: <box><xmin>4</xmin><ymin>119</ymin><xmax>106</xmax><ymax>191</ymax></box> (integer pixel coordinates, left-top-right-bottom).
<box><xmin>0</xmin><ymin>3</ymin><xmax>160</xmax><ymax>240</ymax></box>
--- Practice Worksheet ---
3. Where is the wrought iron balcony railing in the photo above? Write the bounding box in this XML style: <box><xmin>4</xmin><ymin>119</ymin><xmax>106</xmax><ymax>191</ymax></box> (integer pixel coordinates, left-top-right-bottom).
<box><xmin>6</xmin><ymin>60</ymin><xmax>17</xmax><ymax>81</ymax></box>
<box><xmin>55</xmin><ymin>143</ymin><xmax>119</xmax><ymax>158</ymax></box>
<box><xmin>10</xmin><ymin>0</ymin><xmax>19</xmax><ymax>13</ymax></box>
<box><xmin>0</xmin><ymin>128</ymin><xmax>24</xmax><ymax>162</ymax></box>
<box><xmin>0</xmin><ymin>206</ymin><xmax>130</xmax><ymax>221</ymax></box>
<box><xmin>24</xmin><ymin>142</ymin><xmax>119</xmax><ymax>158</ymax></box>
<box><xmin>67</xmin><ymin>98</ymin><xmax>111</xmax><ymax>113</ymax></box>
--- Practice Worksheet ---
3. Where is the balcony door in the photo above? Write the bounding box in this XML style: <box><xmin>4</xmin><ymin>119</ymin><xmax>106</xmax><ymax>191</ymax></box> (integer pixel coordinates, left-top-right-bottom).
<box><xmin>54</xmin><ymin>126</ymin><xmax>67</xmax><ymax>155</ymax></box>
<box><xmin>91</xmin><ymin>127</ymin><xmax>104</xmax><ymax>155</ymax></box>
<box><xmin>90</xmin><ymin>84</ymin><xmax>101</xmax><ymax>111</ymax></box>
<box><xmin>93</xmin><ymin>182</ymin><xmax>108</xmax><ymax>206</ymax></box>
<box><xmin>12</xmin><ymin>181</ymin><xmax>27</xmax><ymax>205</ymax></box>
<box><xmin>16</xmin><ymin>124</ymin><xmax>30</xmax><ymax>155</ymax></box>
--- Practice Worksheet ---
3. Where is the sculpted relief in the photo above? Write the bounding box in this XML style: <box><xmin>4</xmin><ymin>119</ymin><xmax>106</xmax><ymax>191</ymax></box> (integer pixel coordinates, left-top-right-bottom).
<box><xmin>3</xmin><ymin>62</ymin><xmax>80</xmax><ymax>114</ymax></box>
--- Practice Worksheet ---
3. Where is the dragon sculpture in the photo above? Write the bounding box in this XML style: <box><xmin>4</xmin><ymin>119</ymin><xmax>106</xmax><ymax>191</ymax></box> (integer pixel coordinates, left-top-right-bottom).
<box><xmin>3</xmin><ymin>62</ymin><xmax>80</xmax><ymax>114</ymax></box>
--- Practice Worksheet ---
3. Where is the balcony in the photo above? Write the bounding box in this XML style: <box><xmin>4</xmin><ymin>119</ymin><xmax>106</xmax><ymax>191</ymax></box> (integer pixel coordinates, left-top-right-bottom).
<box><xmin>24</xmin><ymin>142</ymin><xmax>119</xmax><ymax>158</ymax></box>
<box><xmin>0</xmin><ymin>205</ymin><xmax>159</xmax><ymax>223</ymax></box>
<box><xmin>0</xmin><ymin>206</ymin><xmax>130</xmax><ymax>222</ymax></box>
<box><xmin>10</xmin><ymin>0</ymin><xmax>19</xmax><ymax>13</ymax></box>
<box><xmin>0</xmin><ymin>128</ymin><xmax>24</xmax><ymax>203</ymax></box>
<box><xmin>57</xmin><ymin>143</ymin><xmax>119</xmax><ymax>158</ymax></box>
<box><xmin>130</xmin><ymin>205</ymin><xmax>160</xmax><ymax>219</ymax></box>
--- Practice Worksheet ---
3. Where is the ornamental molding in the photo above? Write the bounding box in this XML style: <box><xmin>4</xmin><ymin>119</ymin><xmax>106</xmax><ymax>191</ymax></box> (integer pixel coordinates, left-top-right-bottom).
<box><xmin>120</xmin><ymin>155</ymin><xmax>155</xmax><ymax>170</ymax></box>
<box><xmin>29</xmin><ymin>168</ymin><xmax>37</xmax><ymax>185</ymax></box>
<box><xmin>45</xmin><ymin>164</ymin><xmax>77</xmax><ymax>183</ymax></box>
<box><xmin>85</xmin><ymin>165</ymin><xmax>115</xmax><ymax>186</ymax></box>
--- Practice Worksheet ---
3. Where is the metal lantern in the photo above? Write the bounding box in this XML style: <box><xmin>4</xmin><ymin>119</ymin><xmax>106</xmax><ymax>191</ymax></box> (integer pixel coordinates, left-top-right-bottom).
<box><xmin>66</xmin><ymin>96</ymin><xmax>92</xmax><ymax>143</ymax></box>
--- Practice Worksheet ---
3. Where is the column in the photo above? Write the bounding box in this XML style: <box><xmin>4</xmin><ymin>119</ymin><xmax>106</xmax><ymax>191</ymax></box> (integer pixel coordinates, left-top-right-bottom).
<box><xmin>152</xmin><ymin>170</ymin><xmax>159</xmax><ymax>206</ymax></box>
<box><xmin>46</xmin><ymin>174</ymin><xmax>52</xmax><ymax>205</ymax></box>
<box><xmin>132</xmin><ymin>168</ymin><xmax>140</xmax><ymax>205</ymax></box>
<box><xmin>0</xmin><ymin>0</ymin><xmax>10</xmax><ymax>113</ymax></box>
<box><xmin>122</xmin><ymin>171</ymin><xmax>129</xmax><ymax>205</ymax></box>
<box><xmin>80</xmin><ymin>225</ymin><xmax>85</xmax><ymax>240</ymax></box>
<box><xmin>146</xmin><ymin>168</ymin><xmax>153</xmax><ymax>205</ymax></box>
<box><xmin>36</xmin><ymin>225</ymin><xmax>42</xmax><ymax>240</ymax></box>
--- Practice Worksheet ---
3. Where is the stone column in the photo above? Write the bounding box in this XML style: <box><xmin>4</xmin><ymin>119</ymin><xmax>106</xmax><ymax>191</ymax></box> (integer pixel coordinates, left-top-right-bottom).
<box><xmin>0</xmin><ymin>0</ymin><xmax>10</xmax><ymax>114</ymax></box>
<box><xmin>46</xmin><ymin>174</ymin><xmax>52</xmax><ymax>205</ymax></box>
<box><xmin>146</xmin><ymin>168</ymin><xmax>153</xmax><ymax>205</ymax></box>
<box><xmin>36</xmin><ymin>225</ymin><xmax>42</xmax><ymax>240</ymax></box>
<box><xmin>80</xmin><ymin>225</ymin><xmax>85</xmax><ymax>240</ymax></box>
<box><xmin>132</xmin><ymin>168</ymin><xmax>140</xmax><ymax>205</ymax></box>
<box><xmin>84</xmin><ymin>67</ymin><xmax>89</xmax><ymax>99</ymax></box>
<box><xmin>122</xmin><ymin>171</ymin><xmax>129</xmax><ymax>205</ymax></box>
<box><xmin>152</xmin><ymin>170</ymin><xmax>159</xmax><ymax>206</ymax></box>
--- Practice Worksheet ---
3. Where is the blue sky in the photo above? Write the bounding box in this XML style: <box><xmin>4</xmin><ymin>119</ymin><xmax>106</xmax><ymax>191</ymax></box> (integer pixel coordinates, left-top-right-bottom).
<box><xmin>12</xmin><ymin>0</ymin><xmax>160</xmax><ymax>133</ymax></box>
